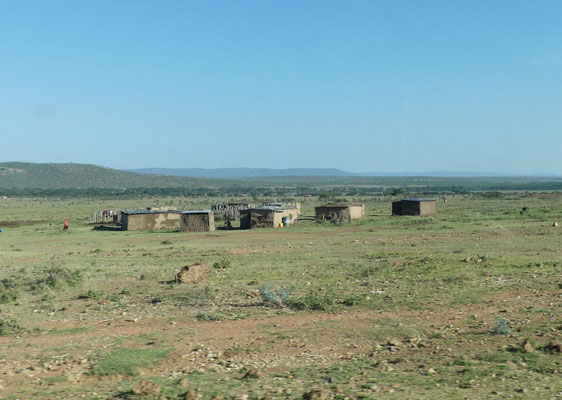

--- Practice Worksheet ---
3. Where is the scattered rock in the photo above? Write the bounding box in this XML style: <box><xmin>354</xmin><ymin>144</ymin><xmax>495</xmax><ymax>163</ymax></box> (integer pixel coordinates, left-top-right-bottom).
<box><xmin>184</xmin><ymin>389</ymin><xmax>197</xmax><ymax>400</ymax></box>
<box><xmin>130</xmin><ymin>380</ymin><xmax>161</xmax><ymax>396</ymax></box>
<box><xmin>175</xmin><ymin>262</ymin><xmax>210</xmax><ymax>284</ymax></box>
<box><xmin>303</xmin><ymin>389</ymin><xmax>327</xmax><ymax>400</ymax></box>
<box><xmin>177</xmin><ymin>378</ymin><xmax>190</xmax><ymax>387</ymax></box>
<box><xmin>522</xmin><ymin>340</ymin><xmax>534</xmax><ymax>353</ymax></box>
<box><xmin>545</xmin><ymin>342</ymin><xmax>562</xmax><ymax>353</ymax></box>
<box><xmin>242</xmin><ymin>368</ymin><xmax>262</xmax><ymax>379</ymax></box>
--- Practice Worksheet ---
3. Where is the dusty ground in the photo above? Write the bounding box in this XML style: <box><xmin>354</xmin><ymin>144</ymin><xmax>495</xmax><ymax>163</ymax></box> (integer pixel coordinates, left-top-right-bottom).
<box><xmin>0</xmin><ymin>195</ymin><xmax>560</xmax><ymax>399</ymax></box>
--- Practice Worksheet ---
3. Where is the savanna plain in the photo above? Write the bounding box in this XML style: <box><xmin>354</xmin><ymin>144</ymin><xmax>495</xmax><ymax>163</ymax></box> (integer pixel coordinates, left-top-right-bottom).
<box><xmin>0</xmin><ymin>194</ymin><xmax>560</xmax><ymax>399</ymax></box>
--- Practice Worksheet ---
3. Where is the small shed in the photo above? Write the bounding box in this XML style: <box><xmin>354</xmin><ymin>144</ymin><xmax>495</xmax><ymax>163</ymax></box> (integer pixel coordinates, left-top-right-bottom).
<box><xmin>120</xmin><ymin>210</ymin><xmax>182</xmax><ymax>231</ymax></box>
<box><xmin>315</xmin><ymin>203</ymin><xmax>365</xmax><ymax>221</ymax></box>
<box><xmin>239</xmin><ymin>207</ymin><xmax>298</xmax><ymax>229</ymax></box>
<box><xmin>392</xmin><ymin>199</ymin><xmax>436</xmax><ymax>216</ymax></box>
<box><xmin>180</xmin><ymin>211</ymin><xmax>215</xmax><ymax>232</ymax></box>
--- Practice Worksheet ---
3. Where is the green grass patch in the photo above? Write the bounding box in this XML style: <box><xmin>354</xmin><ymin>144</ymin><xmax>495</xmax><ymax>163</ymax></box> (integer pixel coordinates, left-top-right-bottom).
<box><xmin>91</xmin><ymin>347</ymin><xmax>170</xmax><ymax>376</ymax></box>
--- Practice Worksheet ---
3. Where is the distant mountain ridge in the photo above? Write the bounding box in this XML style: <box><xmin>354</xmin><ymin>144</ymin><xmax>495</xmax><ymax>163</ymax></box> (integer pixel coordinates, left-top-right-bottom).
<box><xmin>126</xmin><ymin>167</ymin><xmax>561</xmax><ymax>179</ymax></box>
<box><xmin>125</xmin><ymin>167</ymin><xmax>356</xmax><ymax>179</ymax></box>
<box><xmin>0</xmin><ymin>162</ymin><xmax>213</xmax><ymax>189</ymax></box>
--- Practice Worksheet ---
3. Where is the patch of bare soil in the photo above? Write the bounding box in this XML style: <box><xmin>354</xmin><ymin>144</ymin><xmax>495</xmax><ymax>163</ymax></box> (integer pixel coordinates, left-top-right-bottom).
<box><xmin>0</xmin><ymin>290</ymin><xmax>559</xmax><ymax>397</ymax></box>
<box><xmin>0</xmin><ymin>219</ymin><xmax>49</xmax><ymax>228</ymax></box>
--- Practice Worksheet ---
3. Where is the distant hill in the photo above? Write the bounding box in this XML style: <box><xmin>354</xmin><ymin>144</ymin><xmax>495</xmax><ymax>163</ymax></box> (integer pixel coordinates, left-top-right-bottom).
<box><xmin>0</xmin><ymin>162</ymin><xmax>214</xmax><ymax>189</ymax></box>
<box><xmin>126</xmin><ymin>167</ymin><xmax>357</xmax><ymax>179</ymax></box>
<box><xmin>125</xmin><ymin>167</ymin><xmax>561</xmax><ymax>179</ymax></box>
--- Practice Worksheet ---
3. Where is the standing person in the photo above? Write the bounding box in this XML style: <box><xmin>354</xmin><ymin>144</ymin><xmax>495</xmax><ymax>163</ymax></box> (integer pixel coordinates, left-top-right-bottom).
<box><xmin>63</xmin><ymin>218</ymin><xmax>69</xmax><ymax>230</ymax></box>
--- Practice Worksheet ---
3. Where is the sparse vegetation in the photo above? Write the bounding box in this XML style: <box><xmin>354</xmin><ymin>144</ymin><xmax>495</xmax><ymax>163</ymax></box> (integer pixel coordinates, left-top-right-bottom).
<box><xmin>0</xmin><ymin>193</ymin><xmax>561</xmax><ymax>398</ymax></box>
<box><xmin>91</xmin><ymin>347</ymin><xmax>170</xmax><ymax>376</ymax></box>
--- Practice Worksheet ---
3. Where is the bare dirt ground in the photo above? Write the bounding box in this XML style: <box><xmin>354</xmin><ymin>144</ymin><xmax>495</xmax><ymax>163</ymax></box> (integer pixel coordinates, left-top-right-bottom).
<box><xmin>1</xmin><ymin>289</ymin><xmax>560</xmax><ymax>399</ymax></box>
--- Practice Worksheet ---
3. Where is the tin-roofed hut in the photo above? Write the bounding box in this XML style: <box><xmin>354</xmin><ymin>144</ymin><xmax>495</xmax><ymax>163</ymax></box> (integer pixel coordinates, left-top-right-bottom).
<box><xmin>315</xmin><ymin>203</ymin><xmax>365</xmax><ymax>221</ymax></box>
<box><xmin>180</xmin><ymin>211</ymin><xmax>215</xmax><ymax>232</ymax></box>
<box><xmin>392</xmin><ymin>199</ymin><xmax>436</xmax><ymax>216</ymax></box>
<box><xmin>239</xmin><ymin>207</ymin><xmax>298</xmax><ymax>229</ymax></box>
<box><xmin>120</xmin><ymin>210</ymin><xmax>182</xmax><ymax>231</ymax></box>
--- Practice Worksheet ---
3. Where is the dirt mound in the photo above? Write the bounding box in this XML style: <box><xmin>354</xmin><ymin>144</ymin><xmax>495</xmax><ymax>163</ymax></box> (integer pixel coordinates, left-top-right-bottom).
<box><xmin>175</xmin><ymin>262</ymin><xmax>210</xmax><ymax>284</ymax></box>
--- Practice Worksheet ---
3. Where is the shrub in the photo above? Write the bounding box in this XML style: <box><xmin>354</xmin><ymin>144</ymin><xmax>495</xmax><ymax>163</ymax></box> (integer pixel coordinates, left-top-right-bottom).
<box><xmin>0</xmin><ymin>289</ymin><xmax>19</xmax><ymax>304</ymax></box>
<box><xmin>0</xmin><ymin>318</ymin><xmax>23</xmax><ymax>336</ymax></box>
<box><xmin>32</xmin><ymin>266</ymin><xmax>83</xmax><ymax>290</ymax></box>
<box><xmin>259</xmin><ymin>284</ymin><xmax>292</xmax><ymax>308</ymax></box>
<box><xmin>491</xmin><ymin>315</ymin><xmax>510</xmax><ymax>335</ymax></box>
<box><xmin>285</xmin><ymin>290</ymin><xmax>336</xmax><ymax>311</ymax></box>
<box><xmin>0</xmin><ymin>278</ymin><xmax>20</xmax><ymax>304</ymax></box>
<box><xmin>213</xmin><ymin>259</ymin><xmax>231</xmax><ymax>270</ymax></box>
<box><xmin>77</xmin><ymin>290</ymin><xmax>106</xmax><ymax>300</ymax></box>
<box><xmin>195</xmin><ymin>311</ymin><xmax>224</xmax><ymax>321</ymax></box>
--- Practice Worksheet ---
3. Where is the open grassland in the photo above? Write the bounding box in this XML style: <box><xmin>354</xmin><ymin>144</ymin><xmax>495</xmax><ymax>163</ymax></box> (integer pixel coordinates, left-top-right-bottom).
<box><xmin>0</xmin><ymin>194</ymin><xmax>561</xmax><ymax>399</ymax></box>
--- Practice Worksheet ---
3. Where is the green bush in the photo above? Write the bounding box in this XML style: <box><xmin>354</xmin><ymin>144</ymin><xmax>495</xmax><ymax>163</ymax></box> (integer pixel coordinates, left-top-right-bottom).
<box><xmin>195</xmin><ymin>311</ymin><xmax>224</xmax><ymax>321</ymax></box>
<box><xmin>31</xmin><ymin>266</ymin><xmax>83</xmax><ymax>290</ymax></box>
<box><xmin>213</xmin><ymin>259</ymin><xmax>231</xmax><ymax>270</ymax></box>
<box><xmin>285</xmin><ymin>290</ymin><xmax>336</xmax><ymax>311</ymax></box>
<box><xmin>491</xmin><ymin>315</ymin><xmax>510</xmax><ymax>335</ymax></box>
<box><xmin>259</xmin><ymin>284</ymin><xmax>292</xmax><ymax>307</ymax></box>
<box><xmin>0</xmin><ymin>318</ymin><xmax>23</xmax><ymax>336</ymax></box>
<box><xmin>77</xmin><ymin>289</ymin><xmax>106</xmax><ymax>300</ymax></box>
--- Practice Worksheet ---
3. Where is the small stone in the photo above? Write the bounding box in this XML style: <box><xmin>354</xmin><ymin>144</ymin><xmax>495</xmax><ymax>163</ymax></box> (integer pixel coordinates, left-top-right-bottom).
<box><xmin>177</xmin><ymin>378</ymin><xmax>190</xmax><ymax>387</ymax></box>
<box><xmin>184</xmin><ymin>389</ymin><xmax>197</xmax><ymax>400</ymax></box>
<box><xmin>242</xmin><ymin>368</ymin><xmax>262</xmax><ymax>379</ymax></box>
<box><xmin>546</xmin><ymin>342</ymin><xmax>562</xmax><ymax>353</ymax></box>
<box><xmin>303</xmin><ymin>389</ymin><xmax>327</xmax><ymax>400</ymax></box>
<box><xmin>522</xmin><ymin>340</ymin><xmax>534</xmax><ymax>353</ymax></box>
<box><xmin>131</xmin><ymin>380</ymin><xmax>161</xmax><ymax>396</ymax></box>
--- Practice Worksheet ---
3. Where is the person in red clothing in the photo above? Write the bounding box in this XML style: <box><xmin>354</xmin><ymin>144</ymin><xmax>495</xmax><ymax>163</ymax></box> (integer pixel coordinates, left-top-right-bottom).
<box><xmin>63</xmin><ymin>218</ymin><xmax>69</xmax><ymax>230</ymax></box>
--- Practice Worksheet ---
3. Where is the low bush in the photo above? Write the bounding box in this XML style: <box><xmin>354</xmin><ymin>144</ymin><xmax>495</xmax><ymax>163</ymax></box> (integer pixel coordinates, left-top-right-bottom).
<box><xmin>0</xmin><ymin>318</ymin><xmax>23</xmax><ymax>336</ymax></box>
<box><xmin>213</xmin><ymin>259</ymin><xmax>231</xmax><ymax>270</ymax></box>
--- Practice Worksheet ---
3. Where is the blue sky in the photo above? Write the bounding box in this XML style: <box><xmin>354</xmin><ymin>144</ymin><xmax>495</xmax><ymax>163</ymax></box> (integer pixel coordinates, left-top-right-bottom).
<box><xmin>1</xmin><ymin>1</ymin><xmax>561</xmax><ymax>173</ymax></box>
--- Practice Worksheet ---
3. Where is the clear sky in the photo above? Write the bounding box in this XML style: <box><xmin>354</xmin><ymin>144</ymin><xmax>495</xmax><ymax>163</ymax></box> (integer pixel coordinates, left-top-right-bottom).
<box><xmin>1</xmin><ymin>1</ymin><xmax>561</xmax><ymax>173</ymax></box>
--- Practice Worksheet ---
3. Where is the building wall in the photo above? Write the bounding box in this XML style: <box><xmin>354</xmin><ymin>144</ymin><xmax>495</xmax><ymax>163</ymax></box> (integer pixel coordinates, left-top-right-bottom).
<box><xmin>121</xmin><ymin>212</ymin><xmax>181</xmax><ymax>230</ymax></box>
<box><xmin>240</xmin><ymin>210</ymin><xmax>251</xmax><ymax>229</ymax></box>
<box><xmin>240</xmin><ymin>208</ymin><xmax>298</xmax><ymax>229</ymax></box>
<box><xmin>180</xmin><ymin>213</ymin><xmax>215</xmax><ymax>232</ymax></box>
<box><xmin>392</xmin><ymin>201</ymin><xmax>436</xmax><ymax>216</ymax></box>
<box><xmin>250</xmin><ymin>210</ymin><xmax>275</xmax><ymax>228</ymax></box>
<box><xmin>315</xmin><ymin>206</ymin><xmax>348</xmax><ymax>220</ymax></box>
<box><xmin>419</xmin><ymin>201</ymin><xmax>436</xmax><ymax>216</ymax></box>
<box><xmin>348</xmin><ymin>205</ymin><xmax>365</xmax><ymax>219</ymax></box>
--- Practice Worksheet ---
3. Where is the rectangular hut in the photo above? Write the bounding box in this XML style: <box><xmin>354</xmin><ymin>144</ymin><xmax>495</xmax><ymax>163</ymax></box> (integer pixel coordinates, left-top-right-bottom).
<box><xmin>180</xmin><ymin>211</ymin><xmax>215</xmax><ymax>232</ymax></box>
<box><xmin>314</xmin><ymin>203</ymin><xmax>365</xmax><ymax>221</ymax></box>
<box><xmin>120</xmin><ymin>210</ymin><xmax>182</xmax><ymax>231</ymax></box>
<box><xmin>239</xmin><ymin>207</ymin><xmax>298</xmax><ymax>229</ymax></box>
<box><xmin>392</xmin><ymin>199</ymin><xmax>436</xmax><ymax>216</ymax></box>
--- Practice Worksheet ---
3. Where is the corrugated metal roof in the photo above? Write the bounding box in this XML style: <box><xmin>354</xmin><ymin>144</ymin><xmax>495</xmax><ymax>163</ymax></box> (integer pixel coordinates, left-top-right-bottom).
<box><xmin>241</xmin><ymin>206</ymin><xmax>294</xmax><ymax>212</ymax></box>
<box><xmin>316</xmin><ymin>203</ymin><xmax>361</xmax><ymax>208</ymax></box>
<box><xmin>402</xmin><ymin>199</ymin><xmax>435</xmax><ymax>202</ymax></box>
<box><xmin>121</xmin><ymin>209</ymin><xmax>211</xmax><ymax>215</ymax></box>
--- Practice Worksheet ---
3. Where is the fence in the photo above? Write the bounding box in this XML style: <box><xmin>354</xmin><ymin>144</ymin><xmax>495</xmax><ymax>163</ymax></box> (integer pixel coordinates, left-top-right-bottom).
<box><xmin>89</xmin><ymin>210</ymin><xmax>121</xmax><ymax>224</ymax></box>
